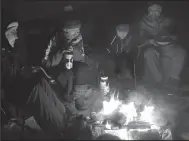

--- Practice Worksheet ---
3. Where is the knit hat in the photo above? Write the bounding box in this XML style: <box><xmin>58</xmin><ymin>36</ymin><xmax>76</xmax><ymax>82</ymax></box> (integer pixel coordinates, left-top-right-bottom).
<box><xmin>64</xmin><ymin>20</ymin><xmax>81</xmax><ymax>30</ymax></box>
<box><xmin>63</xmin><ymin>20</ymin><xmax>82</xmax><ymax>44</ymax></box>
<box><xmin>5</xmin><ymin>21</ymin><xmax>19</xmax><ymax>48</ymax></box>
<box><xmin>148</xmin><ymin>3</ymin><xmax>162</xmax><ymax>12</ymax></box>
<box><xmin>116</xmin><ymin>24</ymin><xmax>130</xmax><ymax>32</ymax></box>
<box><xmin>5</xmin><ymin>21</ymin><xmax>19</xmax><ymax>36</ymax></box>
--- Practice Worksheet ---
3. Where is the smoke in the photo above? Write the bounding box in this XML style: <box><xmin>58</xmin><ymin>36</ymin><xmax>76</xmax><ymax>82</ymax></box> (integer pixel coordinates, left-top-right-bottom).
<box><xmin>126</xmin><ymin>85</ymin><xmax>177</xmax><ymax>128</ymax></box>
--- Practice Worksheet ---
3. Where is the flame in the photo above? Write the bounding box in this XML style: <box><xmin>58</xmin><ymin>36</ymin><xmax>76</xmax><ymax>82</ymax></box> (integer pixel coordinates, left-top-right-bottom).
<box><xmin>99</xmin><ymin>91</ymin><xmax>160</xmax><ymax>133</ymax></box>
<box><xmin>100</xmin><ymin>91</ymin><xmax>121</xmax><ymax>115</ymax></box>
<box><xmin>105</xmin><ymin>121</ymin><xmax>112</xmax><ymax>130</ymax></box>
<box><xmin>140</xmin><ymin>105</ymin><xmax>154</xmax><ymax>123</ymax></box>
<box><xmin>119</xmin><ymin>102</ymin><xmax>137</xmax><ymax>124</ymax></box>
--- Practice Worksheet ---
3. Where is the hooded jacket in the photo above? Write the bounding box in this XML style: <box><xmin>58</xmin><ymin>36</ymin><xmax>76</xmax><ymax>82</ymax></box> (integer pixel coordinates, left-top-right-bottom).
<box><xmin>139</xmin><ymin>14</ymin><xmax>173</xmax><ymax>44</ymax></box>
<box><xmin>109</xmin><ymin>35</ymin><xmax>132</xmax><ymax>55</ymax></box>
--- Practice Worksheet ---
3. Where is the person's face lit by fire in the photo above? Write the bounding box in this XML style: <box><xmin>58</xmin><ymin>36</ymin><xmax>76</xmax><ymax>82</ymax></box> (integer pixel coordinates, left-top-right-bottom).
<box><xmin>63</xmin><ymin>23</ymin><xmax>85</xmax><ymax>62</ymax></box>
<box><xmin>116</xmin><ymin>31</ymin><xmax>129</xmax><ymax>40</ymax></box>
<box><xmin>116</xmin><ymin>24</ymin><xmax>130</xmax><ymax>40</ymax></box>
<box><xmin>63</xmin><ymin>28</ymin><xmax>80</xmax><ymax>42</ymax></box>
<box><xmin>148</xmin><ymin>4</ymin><xmax>162</xmax><ymax>21</ymax></box>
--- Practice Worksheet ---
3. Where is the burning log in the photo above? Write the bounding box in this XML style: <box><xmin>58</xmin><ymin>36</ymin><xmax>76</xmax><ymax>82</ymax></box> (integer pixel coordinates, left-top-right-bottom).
<box><xmin>126</xmin><ymin>121</ymin><xmax>151</xmax><ymax>130</ymax></box>
<box><xmin>96</xmin><ymin>133</ymin><xmax>121</xmax><ymax>140</ymax></box>
<box><xmin>89</xmin><ymin>88</ymin><xmax>173</xmax><ymax>140</ymax></box>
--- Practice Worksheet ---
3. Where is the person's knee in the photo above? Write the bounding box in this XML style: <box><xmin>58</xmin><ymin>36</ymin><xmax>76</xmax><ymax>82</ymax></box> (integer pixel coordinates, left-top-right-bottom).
<box><xmin>144</xmin><ymin>48</ymin><xmax>157</xmax><ymax>59</ymax></box>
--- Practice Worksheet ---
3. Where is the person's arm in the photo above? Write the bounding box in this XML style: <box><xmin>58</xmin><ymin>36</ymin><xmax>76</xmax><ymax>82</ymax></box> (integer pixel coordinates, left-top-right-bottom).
<box><xmin>122</xmin><ymin>21</ymin><xmax>146</xmax><ymax>54</ymax></box>
<box><xmin>123</xmin><ymin>35</ymin><xmax>133</xmax><ymax>53</ymax></box>
<box><xmin>41</xmin><ymin>32</ymin><xmax>68</xmax><ymax>80</ymax></box>
<box><xmin>42</xmin><ymin>32</ymin><xmax>64</xmax><ymax>69</ymax></box>
<box><xmin>138</xmin><ymin>20</ymin><xmax>150</xmax><ymax>45</ymax></box>
<box><xmin>106</xmin><ymin>35</ymin><xmax>117</xmax><ymax>54</ymax></box>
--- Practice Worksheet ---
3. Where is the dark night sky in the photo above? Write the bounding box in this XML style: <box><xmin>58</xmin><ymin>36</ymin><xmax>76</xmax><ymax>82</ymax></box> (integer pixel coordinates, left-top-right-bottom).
<box><xmin>3</xmin><ymin>1</ymin><xmax>189</xmax><ymax>22</ymax></box>
<box><xmin>2</xmin><ymin>0</ymin><xmax>189</xmax><ymax>48</ymax></box>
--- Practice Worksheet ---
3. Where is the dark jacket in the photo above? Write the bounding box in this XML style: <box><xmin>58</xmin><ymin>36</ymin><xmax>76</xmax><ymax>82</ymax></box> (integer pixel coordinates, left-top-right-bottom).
<box><xmin>73</xmin><ymin>59</ymin><xmax>100</xmax><ymax>87</ymax></box>
<box><xmin>109</xmin><ymin>35</ymin><xmax>132</xmax><ymax>55</ymax></box>
<box><xmin>138</xmin><ymin>15</ymin><xmax>174</xmax><ymax>45</ymax></box>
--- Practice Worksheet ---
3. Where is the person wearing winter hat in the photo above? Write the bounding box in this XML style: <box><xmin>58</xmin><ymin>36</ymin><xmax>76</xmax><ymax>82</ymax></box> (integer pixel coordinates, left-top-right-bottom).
<box><xmin>68</xmin><ymin>52</ymin><xmax>103</xmax><ymax>116</ymax></box>
<box><xmin>127</xmin><ymin>3</ymin><xmax>180</xmax><ymax>86</ymax></box>
<box><xmin>42</xmin><ymin>20</ymin><xmax>83</xmax><ymax>68</ymax></box>
<box><xmin>143</xmin><ymin>31</ymin><xmax>186</xmax><ymax>91</ymax></box>
<box><xmin>5</xmin><ymin>21</ymin><xmax>19</xmax><ymax>48</ymax></box>
<box><xmin>138</xmin><ymin>3</ymin><xmax>175</xmax><ymax>48</ymax></box>
<box><xmin>107</xmin><ymin>24</ymin><xmax>133</xmax><ymax>79</ymax></box>
<box><xmin>63</xmin><ymin>20</ymin><xmax>85</xmax><ymax>58</ymax></box>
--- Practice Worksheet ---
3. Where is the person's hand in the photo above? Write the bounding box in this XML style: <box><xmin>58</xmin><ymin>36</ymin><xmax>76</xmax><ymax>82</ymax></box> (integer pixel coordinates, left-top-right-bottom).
<box><xmin>148</xmin><ymin>39</ymin><xmax>160</xmax><ymax>46</ymax></box>
<box><xmin>51</xmin><ymin>50</ymin><xmax>64</xmax><ymax>67</ymax></box>
<box><xmin>147</xmin><ymin>39</ymin><xmax>156</xmax><ymax>45</ymax></box>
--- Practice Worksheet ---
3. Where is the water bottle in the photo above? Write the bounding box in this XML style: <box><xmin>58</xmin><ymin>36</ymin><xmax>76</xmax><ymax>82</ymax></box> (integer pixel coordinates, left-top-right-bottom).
<box><xmin>100</xmin><ymin>73</ymin><xmax>110</xmax><ymax>95</ymax></box>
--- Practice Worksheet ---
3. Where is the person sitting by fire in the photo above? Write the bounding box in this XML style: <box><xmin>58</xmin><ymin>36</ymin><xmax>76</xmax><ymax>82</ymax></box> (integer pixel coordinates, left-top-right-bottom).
<box><xmin>62</xmin><ymin>20</ymin><xmax>104</xmax><ymax>117</ymax></box>
<box><xmin>72</xmin><ymin>52</ymin><xmax>104</xmax><ymax>117</ymax></box>
<box><xmin>1</xmin><ymin>19</ymin><xmax>90</xmax><ymax>138</ymax></box>
<box><xmin>137</xmin><ymin>3</ymin><xmax>177</xmax><ymax>47</ymax></box>
<box><xmin>143</xmin><ymin>30</ymin><xmax>186</xmax><ymax>92</ymax></box>
<box><xmin>106</xmin><ymin>24</ymin><xmax>133</xmax><ymax>80</ymax></box>
<box><xmin>128</xmin><ymin>3</ymin><xmax>186</xmax><ymax>90</ymax></box>
<box><xmin>23</xmin><ymin>19</ymin><xmax>103</xmax><ymax>138</ymax></box>
<box><xmin>25</xmin><ymin>20</ymin><xmax>85</xmax><ymax>134</ymax></box>
<box><xmin>2</xmin><ymin>21</ymin><xmax>29</xmax><ymax>120</ymax></box>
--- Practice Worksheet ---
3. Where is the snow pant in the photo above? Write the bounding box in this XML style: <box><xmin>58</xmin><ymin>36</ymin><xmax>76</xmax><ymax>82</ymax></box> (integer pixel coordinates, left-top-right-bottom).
<box><xmin>26</xmin><ymin>78</ymin><xmax>90</xmax><ymax>138</ymax></box>
<box><xmin>113</xmin><ymin>53</ymin><xmax>128</xmax><ymax>74</ymax></box>
<box><xmin>143</xmin><ymin>45</ymin><xmax>186</xmax><ymax>85</ymax></box>
<box><xmin>26</xmin><ymin>78</ymin><xmax>68</xmax><ymax>134</ymax></box>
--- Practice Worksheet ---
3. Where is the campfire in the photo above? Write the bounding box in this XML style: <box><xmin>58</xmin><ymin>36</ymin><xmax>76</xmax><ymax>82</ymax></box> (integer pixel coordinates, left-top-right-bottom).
<box><xmin>92</xmin><ymin>90</ymin><xmax>172</xmax><ymax>140</ymax></box>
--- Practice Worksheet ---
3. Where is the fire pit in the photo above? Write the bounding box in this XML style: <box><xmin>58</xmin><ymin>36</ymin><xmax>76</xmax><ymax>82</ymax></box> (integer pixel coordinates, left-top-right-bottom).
<box><xmin>89</xmin><ymin>90</ymin><xmax>172</xmax><ymax>140</ymax></box>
